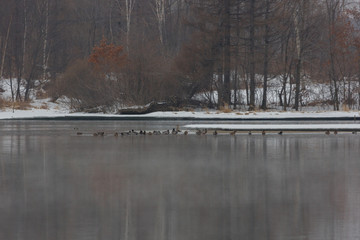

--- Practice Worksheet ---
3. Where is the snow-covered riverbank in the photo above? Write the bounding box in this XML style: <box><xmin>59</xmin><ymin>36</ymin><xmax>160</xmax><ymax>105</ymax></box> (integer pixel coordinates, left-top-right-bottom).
<box><xmin>0</xmin><ymin>107</ymin><xmax>359</xmax><ymax>121</ymax></box>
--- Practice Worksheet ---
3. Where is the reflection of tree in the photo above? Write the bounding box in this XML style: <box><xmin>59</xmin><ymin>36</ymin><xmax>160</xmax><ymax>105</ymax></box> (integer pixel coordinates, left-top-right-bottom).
<box><xmin>262</xmin><ymin>137</ymin><xmax>270</xmax><ymax>240</ymax></box>
<box><xmin>292</xmin><ymin>139</ymin><xmax>306</xmax><ymax>238</ymax></box>
<box><xmin>124</xmin><ymin>180</ymin><xmax>131</xmax><ymax>240</ymax></box>
<box><xmin>1</xmin><ymin>132</ymin><xmax>358</xmax><ymax>240</ymax></box>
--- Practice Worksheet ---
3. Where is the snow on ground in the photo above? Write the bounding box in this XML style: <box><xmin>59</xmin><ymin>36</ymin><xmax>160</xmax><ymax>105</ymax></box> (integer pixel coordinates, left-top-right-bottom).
<box><xmin>0</xmin><ymin>107</ymin><xmax>359</xmax><ymax>120</ymax></box>
<box><xmin>194</xmin><ymin>76</ymin><xmax>360</xmax><ymax>110</ymax></box>
<box><xmin>1</xmin><ymin>78</ymin><xmax>360</xmax><ymax>120</ymax></box>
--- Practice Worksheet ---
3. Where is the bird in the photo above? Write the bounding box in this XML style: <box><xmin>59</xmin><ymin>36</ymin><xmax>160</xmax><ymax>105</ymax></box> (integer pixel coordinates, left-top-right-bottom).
<box><xmin>162</xmin><ymin>130</ymin><xmax>170</xmax><ymax>135</ymax></box>
<box><xmin>131</xmin><ymin>130</ymin><xmax>138</xmax><ymax>135</ymax></box>
<box><xmin>230</xmin><ymin>130</ymin><xmax>237</xmax><ymax>136</ymax></box>
<box><xmin>248</xmin><ymin>131</ymin><xmax>252</xmax><ymax>135</ymax></box>
<box><xmin>98</xmin><ymin>131</ymin><xmax>105</xmax><ymax>136</ymax></box>
<box><xmin>213</xmin><ymin>130</ymin><xmax>218</xmax><ymax>136</ymax></box>
<box><xmin>93</xmin><ymin>133</ymin><xmax>98</xmax><ymax>137</ymax></box>
<box><xmin>184</xmin><ymin>131</ymin><xmax>188</xmax><ymax>135</ymax></box>
<box><xmin>278</xmin><ymin>131</ymin><xmax>283</xmax><ymax>135</ymax></box>
<box><xmin>196</xmin><ymin>130</ymin><xmax>202</xmax><ymax>135</ymax></box>
<box><xmin>334</xmin><ymin>130</ymin><xmax>338</xmax><ymax>135</ymax></box>
<box><xmin>202</xmin><ymin>129</ymin><xmax>207</xmax><ymax>135</ymax></box>
<box><xmin>172</xmin><ymin>128</ymin><xmax>177</xmax><ymax>135</ymax></box>
<box><xmin>325</xmin><ymin>130</ymin><xmax>330</xmax><ymax>135</ymax></box>
<box><xmin>76</xmin><ymin>132</ymin><xmax>83</xmax><ymax>136</ymax></box>
<box><xmin>352</xmin><ymin>131</ymin><xmax>357</xmax><ymax>135</ymax></box>
<box><xmin>147</xmin><ymin>131</ymin><xmax>153</xmax><ymax>135</ymax></box>
<box><xmin>114</xmin><ymin>132</ymin><xmax>119</xmax><ymax>137</ymax></box>
<box><xmin>262</xmin><ymin>130</ymin><xmax>266</xmax><ymax>135</ymax></box>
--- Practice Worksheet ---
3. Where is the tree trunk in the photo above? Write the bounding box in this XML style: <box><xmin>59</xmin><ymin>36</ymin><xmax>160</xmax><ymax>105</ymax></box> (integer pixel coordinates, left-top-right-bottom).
<box><xmin>261</xmin><ymin>0</ymin><xmax>270</xmax><ymax>110</ymax></box>
<box><xmin>283</xmin><ymin>74</ymin><xmax>287</xmax><ymax>110</ymax></box>
<box><xmin>358</xmin><ymin>55</ymin><xmax>360</xmax><ymax>109</ymax></box>
<box><xmin>294</xmin><ymin>58</ymin><xmax>301</xmax><ymax>110</ymax></box>
<box><xmin>0</xmin><ymin>16</ymin><xmax>12</xmax><ymax>80</ymax></box>
<box><xmin>22</xmin><ymin>0</ymin><xmax>27</xmax><ymax>83</ymax></box>
<box><xmin>122</xmin><ymin>0</ymin><xmax>136</xmax><ymax>52</ymax></box>
<box><xmin>294</xmin><ymin>1</ymin><xmax>304</xmax><ymax>111</ymax></box>
<box><xmin>42</xmin><ymin>0</ymin><xmax>49</xmax><ymax>83</ymax></box>
<box><xmin>326</xmin><ymin>0</ymin><xmax>342</xmax><ymax>111</ymax></box>
<box><xmin>154</xmin><ymin>0</ymin><xmax>166</xmax><ymax>45</ymax></box>
<box><xmin>223</xmin><ymin>0</ymin><xmax>231</xmax><ymax>106</ymax></box>
<box><xmin>234</xmin><ymin>3</ymin><xmax>241</xmax><ymax>109</ymax></box>
<box><xmin>249</xmin><ymin>0</ymin><xmax>256</xmax><ymax>110</ymax></box>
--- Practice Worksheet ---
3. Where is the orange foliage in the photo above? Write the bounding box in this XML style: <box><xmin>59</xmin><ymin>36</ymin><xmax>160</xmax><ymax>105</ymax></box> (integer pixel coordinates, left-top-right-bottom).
<box><xmin>88</xmin><ymin>38</ymin><xmax>127</xmax><ymax>73</ymax></box>
<box><xmin>329</xmin><ymin>13</ymin><xmax>354</xmax><ymax>55</ymax></box>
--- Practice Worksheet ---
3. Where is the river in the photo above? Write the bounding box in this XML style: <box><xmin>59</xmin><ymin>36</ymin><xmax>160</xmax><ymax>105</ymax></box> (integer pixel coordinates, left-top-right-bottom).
<box><xmin>1</xmin><ymin>120</ymin><xmax>360</xmax><ymax>240</ymax></box>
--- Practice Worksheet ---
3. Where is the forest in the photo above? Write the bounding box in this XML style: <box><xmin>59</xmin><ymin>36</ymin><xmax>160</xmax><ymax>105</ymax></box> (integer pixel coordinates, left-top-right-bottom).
<box><xmin>1</xmin><ymin>0</ymin><xmax>360</xmax><ymax>112</ymax></box>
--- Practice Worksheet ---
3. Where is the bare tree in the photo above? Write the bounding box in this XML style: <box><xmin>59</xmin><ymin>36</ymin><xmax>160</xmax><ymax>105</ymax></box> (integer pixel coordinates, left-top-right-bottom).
<box><xmin>42</xmin><ymin>0</ymin><xmax>49</xmax><ymax>83</ymax></box>
<box><xmin>249</xmin><ymin>0</ymin><xmax>256</xmax><ymax>110</ymax></box>
<box><xmin>293</xmin><ymin>0</ymin><xmax>306</xmax><ymax>111</ymax></box>
<box><xmin>117</xmin><ymin>0</ymin><xmax>136</xmax><ymax>51</ymax></box>
<box><xmin>152</xmin><ymin>0</ymin><xmax>166</xmax><ymax>45</ymax></box>
<box><xmin>325</xmin><ymin>0</ymin><xmax>347</xmax><ymax>110</ymax></box>
<box><xmin>261</xmin><ymin>0</ymin><xmax>270</xmax><ymax>110</ymax></box>
<box><xmin>0</xmin><ymin>16</ymin><xmax>12</xmax><ymax>82</ymax></box>
<box><xmin>222</xmin><ymin>0</ymin><xmax>231</xmax><ymax>106</ymax></box>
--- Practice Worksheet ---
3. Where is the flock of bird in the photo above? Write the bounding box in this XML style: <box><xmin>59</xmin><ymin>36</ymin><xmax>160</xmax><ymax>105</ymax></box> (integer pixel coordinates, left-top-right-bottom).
<box><xmin>75</xmin><ymin>128</ymin><xmax>357</xmax><ymax>136</ymax></box>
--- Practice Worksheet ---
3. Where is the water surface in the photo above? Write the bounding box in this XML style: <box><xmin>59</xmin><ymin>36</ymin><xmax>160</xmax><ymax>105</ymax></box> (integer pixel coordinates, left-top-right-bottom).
<box><xmin>1</xmin><ymin>121</ymin><xmax>360</xmax><ymax>240</ymax></box>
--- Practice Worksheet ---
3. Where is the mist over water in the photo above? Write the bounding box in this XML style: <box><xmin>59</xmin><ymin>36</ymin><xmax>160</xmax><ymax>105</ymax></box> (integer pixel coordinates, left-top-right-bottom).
<box><xmin>1</xmin><ymin>121</ymin><xmax>360</xmax><ymax>240</ymax></box>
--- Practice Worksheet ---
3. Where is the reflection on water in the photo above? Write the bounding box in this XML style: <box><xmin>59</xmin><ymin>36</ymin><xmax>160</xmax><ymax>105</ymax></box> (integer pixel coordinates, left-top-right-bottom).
<box><xmin>1</xmin><ymin>121</ymin><xmax>360</xmax><ymax>240</ymax></box>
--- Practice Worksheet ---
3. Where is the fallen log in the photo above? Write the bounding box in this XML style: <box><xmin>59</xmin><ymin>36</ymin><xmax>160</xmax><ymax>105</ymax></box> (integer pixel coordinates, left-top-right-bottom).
<box><xmin>118</xmin><ymin>98</ymin><xmax>204</xmax><ymax>115</ymax></box>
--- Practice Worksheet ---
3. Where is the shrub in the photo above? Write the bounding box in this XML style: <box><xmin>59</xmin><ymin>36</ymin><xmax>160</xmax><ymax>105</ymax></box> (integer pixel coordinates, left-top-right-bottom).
<box><xmin>51</xmin><ymin>59</ymin><xmax>118</xmax><ymax>112</ymax></box>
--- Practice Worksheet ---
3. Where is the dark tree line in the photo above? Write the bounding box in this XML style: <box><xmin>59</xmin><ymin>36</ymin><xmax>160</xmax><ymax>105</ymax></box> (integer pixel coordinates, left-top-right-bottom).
<box><xmin>1</xmin><ymin>0</ymin><xmax>360</xmax><ymax>111</ymax></box>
